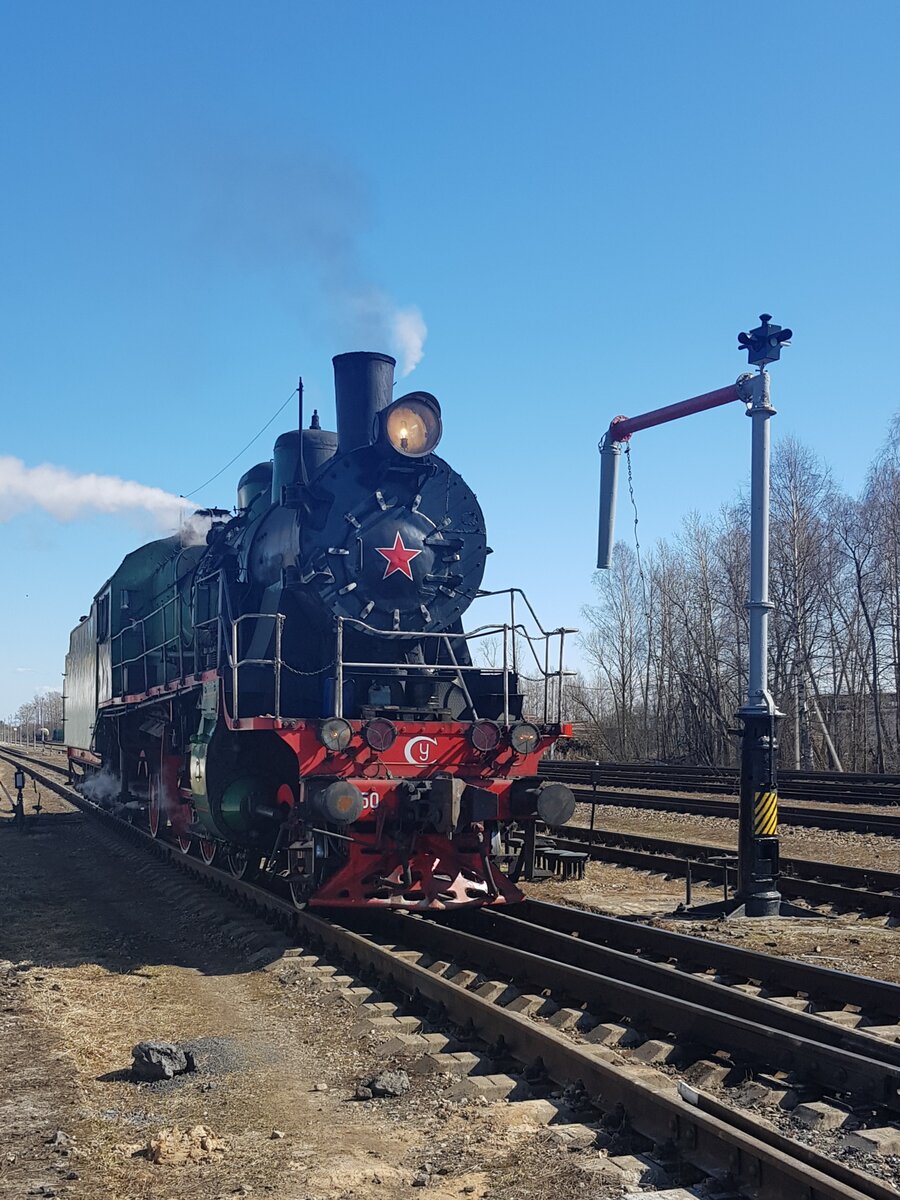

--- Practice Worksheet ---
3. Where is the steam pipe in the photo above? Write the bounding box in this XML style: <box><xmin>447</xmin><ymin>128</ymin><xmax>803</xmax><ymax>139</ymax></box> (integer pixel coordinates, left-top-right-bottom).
<box><xmin>596</xmin><ymin>438</ymin><xmax>621</xmax><ymax>569</ymax></box>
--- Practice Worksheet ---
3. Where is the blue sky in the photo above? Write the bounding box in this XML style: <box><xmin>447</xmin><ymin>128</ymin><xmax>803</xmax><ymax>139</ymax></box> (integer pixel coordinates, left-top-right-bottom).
<box><xmin>1</xmin><ymin>1</ymin><xmax>899</xmax><ymax>716</ymax></box>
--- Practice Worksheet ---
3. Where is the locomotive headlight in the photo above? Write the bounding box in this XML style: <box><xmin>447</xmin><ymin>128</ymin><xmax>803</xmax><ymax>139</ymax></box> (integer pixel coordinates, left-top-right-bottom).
<box><xmin>378</xmin><ymin>392</ymin><xmax>442</xmax><ymax>457</ymax></box>
<box><xmin>318</xmin><ymin>717</ymin><xmax>353</xmax><ymax>753</ymax></box>
<box><xmin>509</xmin><ymin>722</ymin><xmax>541</xmax><ymax>755</ymax></box>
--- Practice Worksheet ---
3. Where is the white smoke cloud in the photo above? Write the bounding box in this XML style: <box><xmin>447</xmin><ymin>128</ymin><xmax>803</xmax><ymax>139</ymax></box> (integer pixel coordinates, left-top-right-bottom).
<box><xmin>340</xmin><ymin>290</ymin><xmax>428</xmax><ymax>380</ymax></box>
<box><xmin>341</xmin><ymin>291</ymin><xmax>428</xmax><ymax>379</ymax></box>
<box><xmin>390</xmin><ymin>306</ymin><xmax>428</xmax><ymax>377</ymax></box>
<box><xmin>348</xmin><ymin>290</ymin><xmax>428</xmax><ymax>377</ymax></box>
<box><xmin>0</xmin><ymin>456</ymin><xmax>188</xmax><ymax>531</ymax></box>
<box><xmin>179</xmin><ymin>510</ymin><xmax>219</xmax><ymax>546</ymax></box>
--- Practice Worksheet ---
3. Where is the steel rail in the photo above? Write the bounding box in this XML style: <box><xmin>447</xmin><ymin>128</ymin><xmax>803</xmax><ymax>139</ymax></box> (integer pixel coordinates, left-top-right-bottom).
<box><xmin>390</xmin><ymin>910</ymin><xmax>900</xmax><ymax>1111</ymax></box>
<box><xmin>558</xmin><ymin>837</ymin><xmax>900</xmax><ymax>918</ymax></box>
<box><xmin>545</xmin><ymin>760</ymin><xmax>900</xmax><ymax>786</ymax></box>
<box><xmin>4</xmin><ymin>747</ymin><xmax>70</xmax><ymax>773</ymax></box>
<box><xmin>330</xmin><ymin>917</ymin><xmax>888</xmax><ymax>1200</ymax></box>
<box><xmin>540</xmin><ymin>761</ymin><xmax>900</xmax><ymax>805</ymax></box>
<box><xmin>0</xmin><ymin>749</ymin><xmax>893</xmax><ymax>1200</ymax></box>
<box><xmin>361</xmin><ymin>916</ymin><xmax>892</xmax><ymax>1200</ymax></box>
<box><xmin>2</xmin><ymin>742</ymin><xmax>67</xmax><ymax>757</ymax></box>
<box><xmin>560</xmin><ymin>823</ymin><xmax>900</xmax><ymax>892</ymax></box>
<box><xmin>8</xmin><ymin>744</ymin><xmax>900</xmax><ymax>1002</ymax></box>
<box><xmin>561</xmin><ymin>785</ymin><xmax>900</xmax><ymax>836</ymax></box>
<box><xmin>553</xmin><ymin>825</ymin><xmax>900</xmax><ymax>918</ymax></box>
<box><xmin>514</xmin><ymin>899</ymin><xmax>900</xmax><ymax>1016</ymax></box>
<box><xmin>498</xmin><ymin>905</ymin><xmax>900</xmax><ymax>1073</ymax></box>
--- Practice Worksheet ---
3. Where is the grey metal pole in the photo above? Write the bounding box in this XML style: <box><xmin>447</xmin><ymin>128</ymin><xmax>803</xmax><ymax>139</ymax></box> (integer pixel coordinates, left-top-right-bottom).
<box><xmin>745</xmin><ymin>369</ymin><xmax>775</xmax><ymax>711</ymax></box>
<box><xmin>335</xmin><ymin>618</ymin><xmax>344</xmax><ymax>719</ymax></box>
<box><xmin>737</xmin><ymin>366</ymin><xmax>782</xmax><ymax>916</ymax></box>
<box><xmin>502</xmin><ymin>624</ymin><xmax>509</xmax><ymax>726</ymax></box>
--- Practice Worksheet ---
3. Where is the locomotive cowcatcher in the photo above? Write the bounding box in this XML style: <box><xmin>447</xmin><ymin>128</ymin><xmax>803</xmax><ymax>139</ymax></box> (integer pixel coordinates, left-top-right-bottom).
<box><xmin>63</xmin><ymin>352</ymin><xmax>576</xmax><ymax>908</ymax></box>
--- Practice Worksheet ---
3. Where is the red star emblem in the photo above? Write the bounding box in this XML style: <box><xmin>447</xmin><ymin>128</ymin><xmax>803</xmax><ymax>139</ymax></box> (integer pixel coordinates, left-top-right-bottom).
<box><xmin>375</xmin><ymin>531</ymin><xmax>422</xmax><ymax>580</ymax></box>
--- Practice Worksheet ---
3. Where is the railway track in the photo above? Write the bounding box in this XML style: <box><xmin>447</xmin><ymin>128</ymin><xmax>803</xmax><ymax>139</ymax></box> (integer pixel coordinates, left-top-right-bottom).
<box><xmin>20</xmin><ymin>746</ymin><xmax>900</xmax><ymax>915</ymax></box>
<box><xmin>15</xmin><ymin>745</ymin><xmax>900</xmax><ymax>916</ymax></box>
<box><xmin>541</xmin><ymin>760</ymin><xmax>900</xmax><ymax>806</ymax></box>
<box><xmin>560</xmin><ymin>783</ymin><xmax>900</xmax><ymax>836</ymax></box>
<box><xmin>555</xmin><ymin>824</ymin><xmax>900</xmax><ymax>918</ymax></box>
<box><xmin>14</xmin><ymin>746</ymin><xmax>900</xmax><ymax>916</ymax></box>
<box><xmin>3</xmin><ymin>746</ymin><xmax>900</xmax><ymax>1198</ymax></box>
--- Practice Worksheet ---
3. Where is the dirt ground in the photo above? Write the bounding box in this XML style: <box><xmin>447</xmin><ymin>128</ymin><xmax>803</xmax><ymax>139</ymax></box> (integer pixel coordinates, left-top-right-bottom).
<box><xmin>5</xmin><ymin>753</ymin><xmax>900</xmax><ymax>1200</ymax></box>
<box><xmin>0</xmin><ymin>761</ymin><xmax>596</xmax><ymax>1200</ymax></box>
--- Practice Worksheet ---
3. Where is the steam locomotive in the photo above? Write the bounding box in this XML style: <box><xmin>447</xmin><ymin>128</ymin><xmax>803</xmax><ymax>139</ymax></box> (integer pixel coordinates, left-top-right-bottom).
<box><xmin>63</xmin><ymin>352</ymin><xmax>575</xmax><ymax>908</ymax></box>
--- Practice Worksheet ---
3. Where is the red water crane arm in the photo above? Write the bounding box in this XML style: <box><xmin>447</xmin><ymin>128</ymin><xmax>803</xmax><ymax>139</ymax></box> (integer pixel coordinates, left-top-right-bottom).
<box><xmin>606</xmin><ymin>383</ymin><xmax>742</xmax><ymax>444</ymax></box>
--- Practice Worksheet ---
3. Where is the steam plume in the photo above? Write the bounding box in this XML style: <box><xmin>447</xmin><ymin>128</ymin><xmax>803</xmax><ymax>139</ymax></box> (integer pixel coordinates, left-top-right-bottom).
<box><xmin>79</xmin><ymin>767</ymin><xmax>121</xmax><ymax>807</ymax></box>
<box><xmin>349</xmin><ymin>290</ymin><xmax>428</xmax><ymax>377</ymax></box>
<box><xmin>390</xmin><ymin>306</ymin><xmax>428</xmax><ymax>377</ymax></box>
<box><xmin>0</xmin><ymin>456</ymin><xmax>187</xmax><ymax>530</ymax></box>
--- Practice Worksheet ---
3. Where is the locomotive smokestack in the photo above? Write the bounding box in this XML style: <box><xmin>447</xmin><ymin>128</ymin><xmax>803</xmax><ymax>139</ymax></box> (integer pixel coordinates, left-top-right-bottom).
<box><xmin>333</xmin><ymin>352</ymin><xmax>396</xmax><ymax>454</ymax></box>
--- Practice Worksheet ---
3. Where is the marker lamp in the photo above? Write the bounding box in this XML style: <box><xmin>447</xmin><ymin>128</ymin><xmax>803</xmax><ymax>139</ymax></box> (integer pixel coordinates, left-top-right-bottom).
<box><xmin>318</xmin><ymin>717</ymin><xmax>353</xmax><ymax>753</ymax></box>
<box><xmin>509</xmin><ymin>722</ymin><xmax>540</xmax><ymax>755</ymax></box>
<box><xmin>362</xmin><ymin>717</ymin><xmax>397</xmax><ymax>752</ymax></box>
<box><xmin>469</xmin><ymin>720</ymin><xmax>502</xmax><ymax>753</ymax></box>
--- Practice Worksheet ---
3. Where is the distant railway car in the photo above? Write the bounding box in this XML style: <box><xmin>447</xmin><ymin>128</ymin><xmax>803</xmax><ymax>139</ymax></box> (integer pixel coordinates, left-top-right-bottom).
<box><xmin>63</xmin><ymin>352</ymin><xmax>575</xmax><ymax>908</ymax></box>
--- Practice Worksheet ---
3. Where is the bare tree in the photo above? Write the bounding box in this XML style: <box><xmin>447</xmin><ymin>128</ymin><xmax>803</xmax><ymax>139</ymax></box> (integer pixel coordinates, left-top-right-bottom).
<box><xmin>577</xmin><ymin>421</ymin><xmax>900</xmax><ymax>772</ymax></box>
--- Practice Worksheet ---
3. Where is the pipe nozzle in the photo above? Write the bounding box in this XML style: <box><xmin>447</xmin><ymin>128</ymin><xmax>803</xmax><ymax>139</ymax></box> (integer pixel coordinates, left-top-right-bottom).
<box><xmin>597</xmin><ymin>439</ymin><xmax>622</xmax><ymax>569</ymax></box>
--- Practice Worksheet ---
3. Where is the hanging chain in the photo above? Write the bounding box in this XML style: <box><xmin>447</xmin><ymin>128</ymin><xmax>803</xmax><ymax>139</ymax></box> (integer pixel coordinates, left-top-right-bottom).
<box><xmin>281</xmin><ymin>658</ymin><xmax>337</xmax><ymax>677</ymax></box>
<box><xmin>624</xmin><ymin>444</ymin><xmax>652</xmax><ymax>634</ymax></box>
<box><xmin>625</xmin><ymin>445</ymin><xmax>647</xmax><ymax>594</ymax></box>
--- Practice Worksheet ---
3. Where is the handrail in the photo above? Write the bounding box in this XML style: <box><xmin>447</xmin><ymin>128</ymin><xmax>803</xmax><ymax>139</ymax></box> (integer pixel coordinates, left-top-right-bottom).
<box><xmin>478</xmin><ymin>586</ymin><xmax>578</xmax><ymax>639</ymax></box>
<box><xmin>333</xmin><ymin>589</ymin><xmax>576</xmax><ymax>725</ymax></box>
<box><xmin>228</xmin><ymin>612</ymin><xmax>285</xmax><ymax>720</ymax></box>
<box><xmin>109</xmin><ymin>570</ymin><xmax>574</xmax><ymax>726</ymax></box>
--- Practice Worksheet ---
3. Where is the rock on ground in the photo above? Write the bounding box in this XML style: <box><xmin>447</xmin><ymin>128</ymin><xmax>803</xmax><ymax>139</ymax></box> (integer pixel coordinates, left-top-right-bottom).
<box><xmin>131</xmin><ymin>1040</ymin><xmax>195</xmax><ymax>1081</ymax></box>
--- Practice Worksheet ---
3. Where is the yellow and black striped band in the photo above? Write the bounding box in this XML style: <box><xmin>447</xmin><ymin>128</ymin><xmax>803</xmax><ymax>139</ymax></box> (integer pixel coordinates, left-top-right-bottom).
<box><xmin>753</xmin><ymin>789</ymin><xmax>778</xmax><ymax>836</ymax></box>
